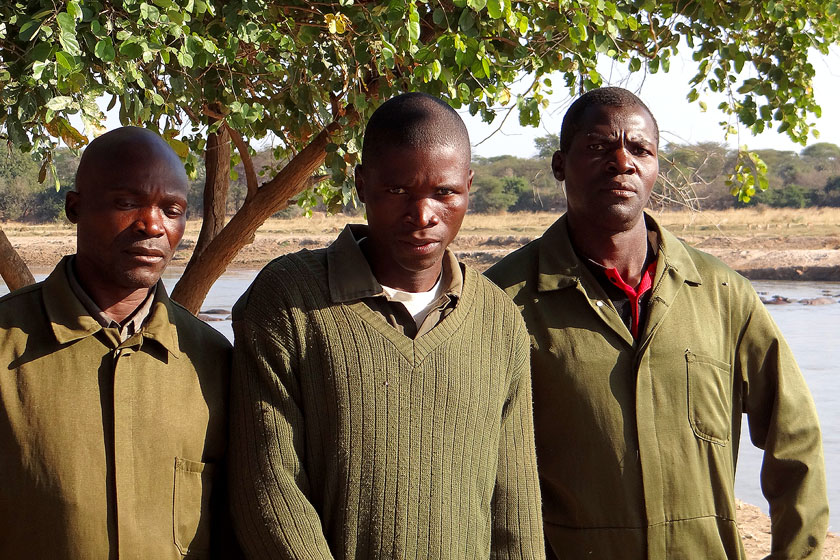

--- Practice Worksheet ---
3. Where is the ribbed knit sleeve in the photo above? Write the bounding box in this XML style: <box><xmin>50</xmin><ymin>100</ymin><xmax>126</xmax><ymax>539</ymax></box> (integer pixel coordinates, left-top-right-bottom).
<box><xmin>228</xmin><ymin>266</ymin><xmax>335</xmax><ymax>559</ymax></box>
<box><xmin>490</xmin><ymin>315</ymin><xmax>544</xmax><ymax>559</ymax></box>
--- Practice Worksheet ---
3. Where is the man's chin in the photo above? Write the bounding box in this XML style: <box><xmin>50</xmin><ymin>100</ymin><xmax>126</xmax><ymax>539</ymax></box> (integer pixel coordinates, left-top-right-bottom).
<box><xmin>119</xmin><ymin>266</ymin><xmax>166</xmax><ymax>290</ymax></box>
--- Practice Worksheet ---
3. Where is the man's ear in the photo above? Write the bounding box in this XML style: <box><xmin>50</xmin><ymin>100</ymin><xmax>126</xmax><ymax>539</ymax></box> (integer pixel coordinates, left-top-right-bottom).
<box><xmin>65</xmin><ymin>191</ymin><xmax>80</xmax><ymax>224</ymax></box>
<box><xmin>354</xmin><ymin>164</ymin><xmax>366</xmax><ymax>204</ymax></box>
<box><xmin>466</xmin><ymin>169</ymin><xmax>474</xmax><ymax>192</ymax></box>
<box><xmin>551</xmin><ymin>150</ymin><xmax>565</xmax><ymax>182</ymax></box>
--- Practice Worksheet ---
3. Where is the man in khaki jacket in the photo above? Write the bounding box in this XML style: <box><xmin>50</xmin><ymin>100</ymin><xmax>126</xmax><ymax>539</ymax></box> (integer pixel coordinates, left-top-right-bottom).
<box><xmin>0</xmin><ymin>127</ymin><xmax>234</xmax><ymax>558</ymax></box>
<box><xmin>487</xmin><ymin>87</ymin><xmax>828</xmax><ymax>558</ymax></box>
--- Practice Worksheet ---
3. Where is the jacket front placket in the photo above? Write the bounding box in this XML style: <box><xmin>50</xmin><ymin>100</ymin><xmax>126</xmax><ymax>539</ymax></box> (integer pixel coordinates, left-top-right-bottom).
<box><xmin>559</xmin><ymin>239</ymin><xmax>695</xmax><ymax>560</ymax></box>
<box><xmin>109</xmin><ymin>331</ymin><xmax>141</xmax><ymax>558</ymax></box>
<box><xmin>633</xmin><ymin>251</ymin><xmax>697</xmax><ymax>559</ymax></box>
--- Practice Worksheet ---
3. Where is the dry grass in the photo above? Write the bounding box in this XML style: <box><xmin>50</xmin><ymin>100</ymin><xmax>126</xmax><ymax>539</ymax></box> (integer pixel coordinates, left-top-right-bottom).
<box><xmin>239</xmin><ymin>207</ymin><xmax>840</xmax><ymax>240</ymax></box>
<box><xmin>4</xmin><ymin>207</ymin><xmax>840</xmax><ymax>241</ymax></box>
<box><xmin>0</xmin><ymin>222</ymin><xmax>76</xmax><ymax>237</ymax></box>
<box><xmin>650</xmin><ymin>207</ymin><xmax>840</xmax><ymax>237</ymax></box>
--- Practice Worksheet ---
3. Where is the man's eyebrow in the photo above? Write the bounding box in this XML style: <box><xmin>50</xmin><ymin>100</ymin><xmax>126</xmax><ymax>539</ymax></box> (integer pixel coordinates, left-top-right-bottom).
<box><xmin>585</xmin><ymin>132</ymin><xmax>617</xmax><ymax>141</ymax></box>
<box><xmin>626</xmin><ymin>133</ymin><xmax>655</xmax><ymax>144</ymax></box>
<box><xmin>585</xmin><ymin>132</ymin><xmax>654</xmax><ymax>145</ymax></box>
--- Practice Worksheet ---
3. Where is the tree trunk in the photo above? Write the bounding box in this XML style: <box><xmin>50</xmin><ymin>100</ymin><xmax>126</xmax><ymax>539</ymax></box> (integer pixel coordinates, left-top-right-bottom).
<box><xmin>170</xmin><ymin>120</ymin><xmax>344</xmax><ymax>314</ymax></box>
<box><xmin>188</xmin><ymin>126</ymin><xmax>230</xmax><ymax>263</ymax></box>
<box><xmin>0</xmin><ymin>227</ymin><xmax>35</xmax><ymax>291</ymax></box>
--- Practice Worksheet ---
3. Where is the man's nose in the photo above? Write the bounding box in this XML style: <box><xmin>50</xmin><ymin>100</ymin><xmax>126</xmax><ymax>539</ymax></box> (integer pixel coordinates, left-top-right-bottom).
<box><xmin>406</xmin><ymin>197</ymin><xmax>439</xmax><ymax>227</ymax></box>
<box><xmin>133</xmin><ymin>207</ymin><xmax>165</xmax><ymax>236</ymax></box>
<box><xmin>606</xmin><ymin>147</ymin><xmax>635</xmax><ymax>174</ymax></box>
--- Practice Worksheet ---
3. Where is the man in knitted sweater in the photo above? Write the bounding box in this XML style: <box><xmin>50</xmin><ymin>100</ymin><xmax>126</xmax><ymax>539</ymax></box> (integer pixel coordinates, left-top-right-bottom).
<box><xmin>229</xmin><ymin>93</ymin><xmax>545</xmax><ymax>559</ymax></box>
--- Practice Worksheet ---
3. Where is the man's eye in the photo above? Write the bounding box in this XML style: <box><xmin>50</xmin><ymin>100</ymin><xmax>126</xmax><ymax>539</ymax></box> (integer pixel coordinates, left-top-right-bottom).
<box><xmin>437</xmin><ymin>188</ymin><xmax>455</xmax><ymax>196</ymax></box>
<box><xmin>589</xmin><ymin>144</ymin><xmax>605</xmax><ymax>151</ymax></box>
<box><xmin>165</xmin><ymin>206</ymin><xmax>185</xmax><ymax>218</ymax></box>
<box><xmin>115</xmin><ymin>199</ymin><xmax>136</xmax><ymax>209</ymax></box>
<box><xmin>388</xmin><ymin>187</ymin><xmax>406</xmax><ymax>194</ymax></box>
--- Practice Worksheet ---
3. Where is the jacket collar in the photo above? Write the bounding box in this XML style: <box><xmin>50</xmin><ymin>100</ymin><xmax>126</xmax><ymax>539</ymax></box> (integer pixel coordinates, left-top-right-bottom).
<box><xmin>43</xmin><ymin>256</ymin><xmax>182</xmax><ymax>358</ymax></box>
<box><xmin>536</xmin><ymin>213</ymin><xmax>702</xmax><ymax>292</ymax></box>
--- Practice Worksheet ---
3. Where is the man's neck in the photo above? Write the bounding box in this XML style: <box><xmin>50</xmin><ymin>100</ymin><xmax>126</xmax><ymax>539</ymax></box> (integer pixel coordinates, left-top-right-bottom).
<box><xmin>568</xmin><ymin>216</ymin><xmax>651</xmax><ymax>287</ymax></box>
<box><xmin>96</xmin><ymin>291</ymin><xmax>153</xmax><ymax>326</ymax></box>
<box><xmin>72</xmin><ymin>265</ymin><xmax>152</xmax><ymax>325</ymax></box>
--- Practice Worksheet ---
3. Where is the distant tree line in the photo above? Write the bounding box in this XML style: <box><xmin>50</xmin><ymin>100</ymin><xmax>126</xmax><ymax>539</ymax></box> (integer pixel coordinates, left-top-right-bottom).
<box><xmin>3</xmin><ymin>139</ymin><xmax>840</xmax><ymax>222</ymax></box>
<box><xmin>469</xmin><ymin>136</ymin><xmax>840</xmax><ymax>212</ymax></box>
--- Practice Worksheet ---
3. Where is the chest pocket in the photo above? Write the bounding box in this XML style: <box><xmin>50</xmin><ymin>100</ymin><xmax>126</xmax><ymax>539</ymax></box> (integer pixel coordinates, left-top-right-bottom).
<box><xmin>685</xmin><ymin>350</ymin><xmax>732</xmax><ymax>445</ymax></box>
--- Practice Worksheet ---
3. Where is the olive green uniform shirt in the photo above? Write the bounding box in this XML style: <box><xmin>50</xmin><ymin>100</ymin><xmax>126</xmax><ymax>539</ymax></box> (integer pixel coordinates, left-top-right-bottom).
<box><xmin>486</xmin><ymin>214</ymin><xmax>828</xmax><ymax>559</ymax></box>
<box><xmin>0</xmin><ymin>256</ymin><xmax>234</xmax><ymax>559</ymax></box>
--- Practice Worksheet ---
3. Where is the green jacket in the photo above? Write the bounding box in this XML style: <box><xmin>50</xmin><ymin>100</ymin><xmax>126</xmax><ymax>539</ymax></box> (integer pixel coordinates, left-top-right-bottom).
<box><xmin>0</xmin><ymin>256</ymin><xmax>234</xmax><ymax>559</ymax></box>
<box><xmin>485</xmin><ymin>214</ymin><xmax>828</xmax><ymax>559</ymax></box>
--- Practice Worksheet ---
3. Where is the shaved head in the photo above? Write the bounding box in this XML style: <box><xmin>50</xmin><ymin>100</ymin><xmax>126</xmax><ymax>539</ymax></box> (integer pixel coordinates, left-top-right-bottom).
<box><xmin>75</xmin><ymin>126</ymin><xmax>186</xmax><ymax>193</ymax></box>
<box><xmin>361</xmin><ymin>92</ymin><xmax>471</xmax><ymax>165</ymax></box>
<box><xmin>559</xmin><ymin>87</ymin><xmax>658</xmax><ymax>153</ymax></box>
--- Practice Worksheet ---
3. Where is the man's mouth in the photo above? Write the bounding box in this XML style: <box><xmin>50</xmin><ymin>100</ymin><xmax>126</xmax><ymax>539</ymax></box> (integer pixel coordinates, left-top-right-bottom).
<box><xmin>605</xmin><ymin>182</ymin><xmax>637</xmax><ymax>197</ymax></box>
<box><xmin>124</xmin><ymin>247</ymin><xmax>166</xmax><ymax>263</ymax></box>
<box><xmin>399</xmin><ymin>237</ymin><xmax>441</xmax><ymax>254</ymax></box>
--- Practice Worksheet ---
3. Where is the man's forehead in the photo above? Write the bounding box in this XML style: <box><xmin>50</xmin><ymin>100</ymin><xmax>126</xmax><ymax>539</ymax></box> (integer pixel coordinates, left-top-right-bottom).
<box><xmin>80</xmin><ymin>147</ymin><xmax>187</xmax><ymax>184</ymax></box>
<box><xmin>579</xmin><ymin>106</ymin><xmax>656</xmax><ymax>137</ymax></box>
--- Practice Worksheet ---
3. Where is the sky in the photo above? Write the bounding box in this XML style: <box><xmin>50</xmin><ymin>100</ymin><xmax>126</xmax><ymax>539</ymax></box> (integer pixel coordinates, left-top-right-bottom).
<box><xmin>462</xmin><ymin>46</ymin><xmax>840</xmax><ymax>159</ymax></box>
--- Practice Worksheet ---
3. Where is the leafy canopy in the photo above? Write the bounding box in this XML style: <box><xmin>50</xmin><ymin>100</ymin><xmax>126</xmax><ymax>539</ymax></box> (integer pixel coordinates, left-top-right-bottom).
<box><xmin>2</xmin><ymin>0</ymin><xmax>838</xmax><ymax>206</ymax></box>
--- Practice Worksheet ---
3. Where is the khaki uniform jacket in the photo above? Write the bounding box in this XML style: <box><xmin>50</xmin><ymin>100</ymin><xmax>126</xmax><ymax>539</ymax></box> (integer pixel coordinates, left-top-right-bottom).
<box><xmin>486</xmin><ymin>214</ymin><xmax>828</xmax><ymax>559</ymax></box>
<box><xmin>0</xmin><ymin>256</ymin><xmax>233</xmax><ymax>559</ymax></box>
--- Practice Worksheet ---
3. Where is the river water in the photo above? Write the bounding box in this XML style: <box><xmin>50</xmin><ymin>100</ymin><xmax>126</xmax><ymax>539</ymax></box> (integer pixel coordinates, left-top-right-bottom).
<box><xmin>2</xmin><ymin>271</ymin><xmax>838</xmax><ymax>531</ymax></box>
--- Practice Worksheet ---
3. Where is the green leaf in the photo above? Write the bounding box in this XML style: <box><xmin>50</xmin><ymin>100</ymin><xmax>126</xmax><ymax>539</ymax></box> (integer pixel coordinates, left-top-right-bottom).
<box><xmin>46</xmin><ymin>96</ymin><xmax>73</xmax><ymax>111</ymax></box>
<box><xmin>431</xmin><ymin>59</ymin><xmax>442</xmax><ymax>80</ymax></box>
<box><xmin>177</xmin><ymin>49</ymin><xmax>194</xmax><ymax>67</ymax></box>
<box><xmin>467</xmin><ymin>0</ymin><xmax>487</xmax><ymax>10</ymax></box>
<box><xmin>487</xmin><ymin>0</ymin><xmax>503</xmax><ymax>18</ymax></box>
<box><xmin>29</xmin><ymin>41</ymin><xmax>52</xmax><ymax>62</ymax></box>
<box><xmin>55</xmin><ymin>50</ymin><xmax>73</xmax><ymax>71</ymax></box>
<box><xmin>408</xmin><ymin>19</ymin><xmax>420</xmax><ymax>43</ymax></box>
<box><xmin>18</xmin><ymin>20</ymin><xmax>41</xmax><ymax>42</ymax></box>
<box><xmin>59</xmin><ymin>31</ymin><xmax>81</xmax><ymax>57</ymax></box>
<box><xmin>56</xmin><ymin>13</ymin><xmax>76</xmax><ymax>33</ymax></box>
<box><xmin>67</xmin><ymin>1</ymin><xmax>83</xmax><ymax>20</ymax></box>
<box><xmin>119</xmin><ymin>40</ymin><xmax>144</xmax><ymax>59</ymax></box>
<box><xmin>458</xmin><ymin>9</ymin><xmax>475</xmax><ymax>32</ymax></box>
<box><xmin>94</xmin><ymin>38</ymin><xmax>116</xmax><ymax>61</ymax></box>
<box><xmin>90</xmin><ymin>19</ymin><xmax>106</xmax><ymax>38</ymax></box>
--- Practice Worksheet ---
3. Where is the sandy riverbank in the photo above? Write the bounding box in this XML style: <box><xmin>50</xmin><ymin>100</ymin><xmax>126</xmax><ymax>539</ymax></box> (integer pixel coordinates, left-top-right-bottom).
<box><xmin>5</xmin><ymin>208</ymin><xmax>840</xmax><ymax>280</ymax></box>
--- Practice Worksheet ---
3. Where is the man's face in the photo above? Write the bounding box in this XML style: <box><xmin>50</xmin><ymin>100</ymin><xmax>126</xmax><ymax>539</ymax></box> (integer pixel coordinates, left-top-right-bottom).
<box><xmin>355</xmin><ymin>143</ymin><xmax>472</xmax><ymax>292</ymax></box>
<box><xmin>67</xmin><ymin>153</ymin><xmax>188</xmax><ymax>298</ymax></box>
<box><xmin>552</xmin><ymin>104</ymin><xmax>658</xmax><ymax>233</ymax></box>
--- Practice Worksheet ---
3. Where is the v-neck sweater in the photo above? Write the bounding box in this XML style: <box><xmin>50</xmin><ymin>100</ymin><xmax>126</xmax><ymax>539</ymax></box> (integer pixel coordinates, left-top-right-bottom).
<box><xmin>229</xmin><ymin>247</ymin><xmax>544</xmax><ymax>559</ymax></box>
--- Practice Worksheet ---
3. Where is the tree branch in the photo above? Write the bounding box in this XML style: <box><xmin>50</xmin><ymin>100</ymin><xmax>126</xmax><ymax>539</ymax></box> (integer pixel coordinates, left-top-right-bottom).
<box><xmin>0</xmin><ymin>228</ymin><xmax>35</xmax><ymax>291</ymax></box>
<box><xmin>225</xmin><ymin>124</ymin><xmax>259</xmax><ymax>201</ymax></box>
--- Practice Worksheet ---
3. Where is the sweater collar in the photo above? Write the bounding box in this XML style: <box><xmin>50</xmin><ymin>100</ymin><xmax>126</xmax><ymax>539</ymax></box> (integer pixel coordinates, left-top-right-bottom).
<box><xmin>43</xmin><ymin>256</ymin><xmax>182</xmax><ymax>358</ymax></box>
<box><xmin>536</xmin><ymin>213</ymin><xmax>702</xmax><ymax>292</ymax></box>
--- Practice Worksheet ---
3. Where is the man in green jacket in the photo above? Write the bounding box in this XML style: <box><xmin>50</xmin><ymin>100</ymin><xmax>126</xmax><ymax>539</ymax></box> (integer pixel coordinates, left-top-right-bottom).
<box><xmin>229</xmin><ymin>92</ymin><xmax>545</xmax><ymax>559</ymax></box>
<box><xmin>0</xmin><ymin>127</ymin><xmax>234</xmax><ymax>558</ymax></box>
<box><xmin>486</xmin><ymin>87</ymin><xmax>828</xmax><ymax>559</ymax></box>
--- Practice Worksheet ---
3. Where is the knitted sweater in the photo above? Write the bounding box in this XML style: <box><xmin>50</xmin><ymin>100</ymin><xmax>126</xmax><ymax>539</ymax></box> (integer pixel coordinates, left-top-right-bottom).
<box><xmin>229</xmin><ymin>248</ymin><xmax>544</xmax><ymax>559</ymax></box>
